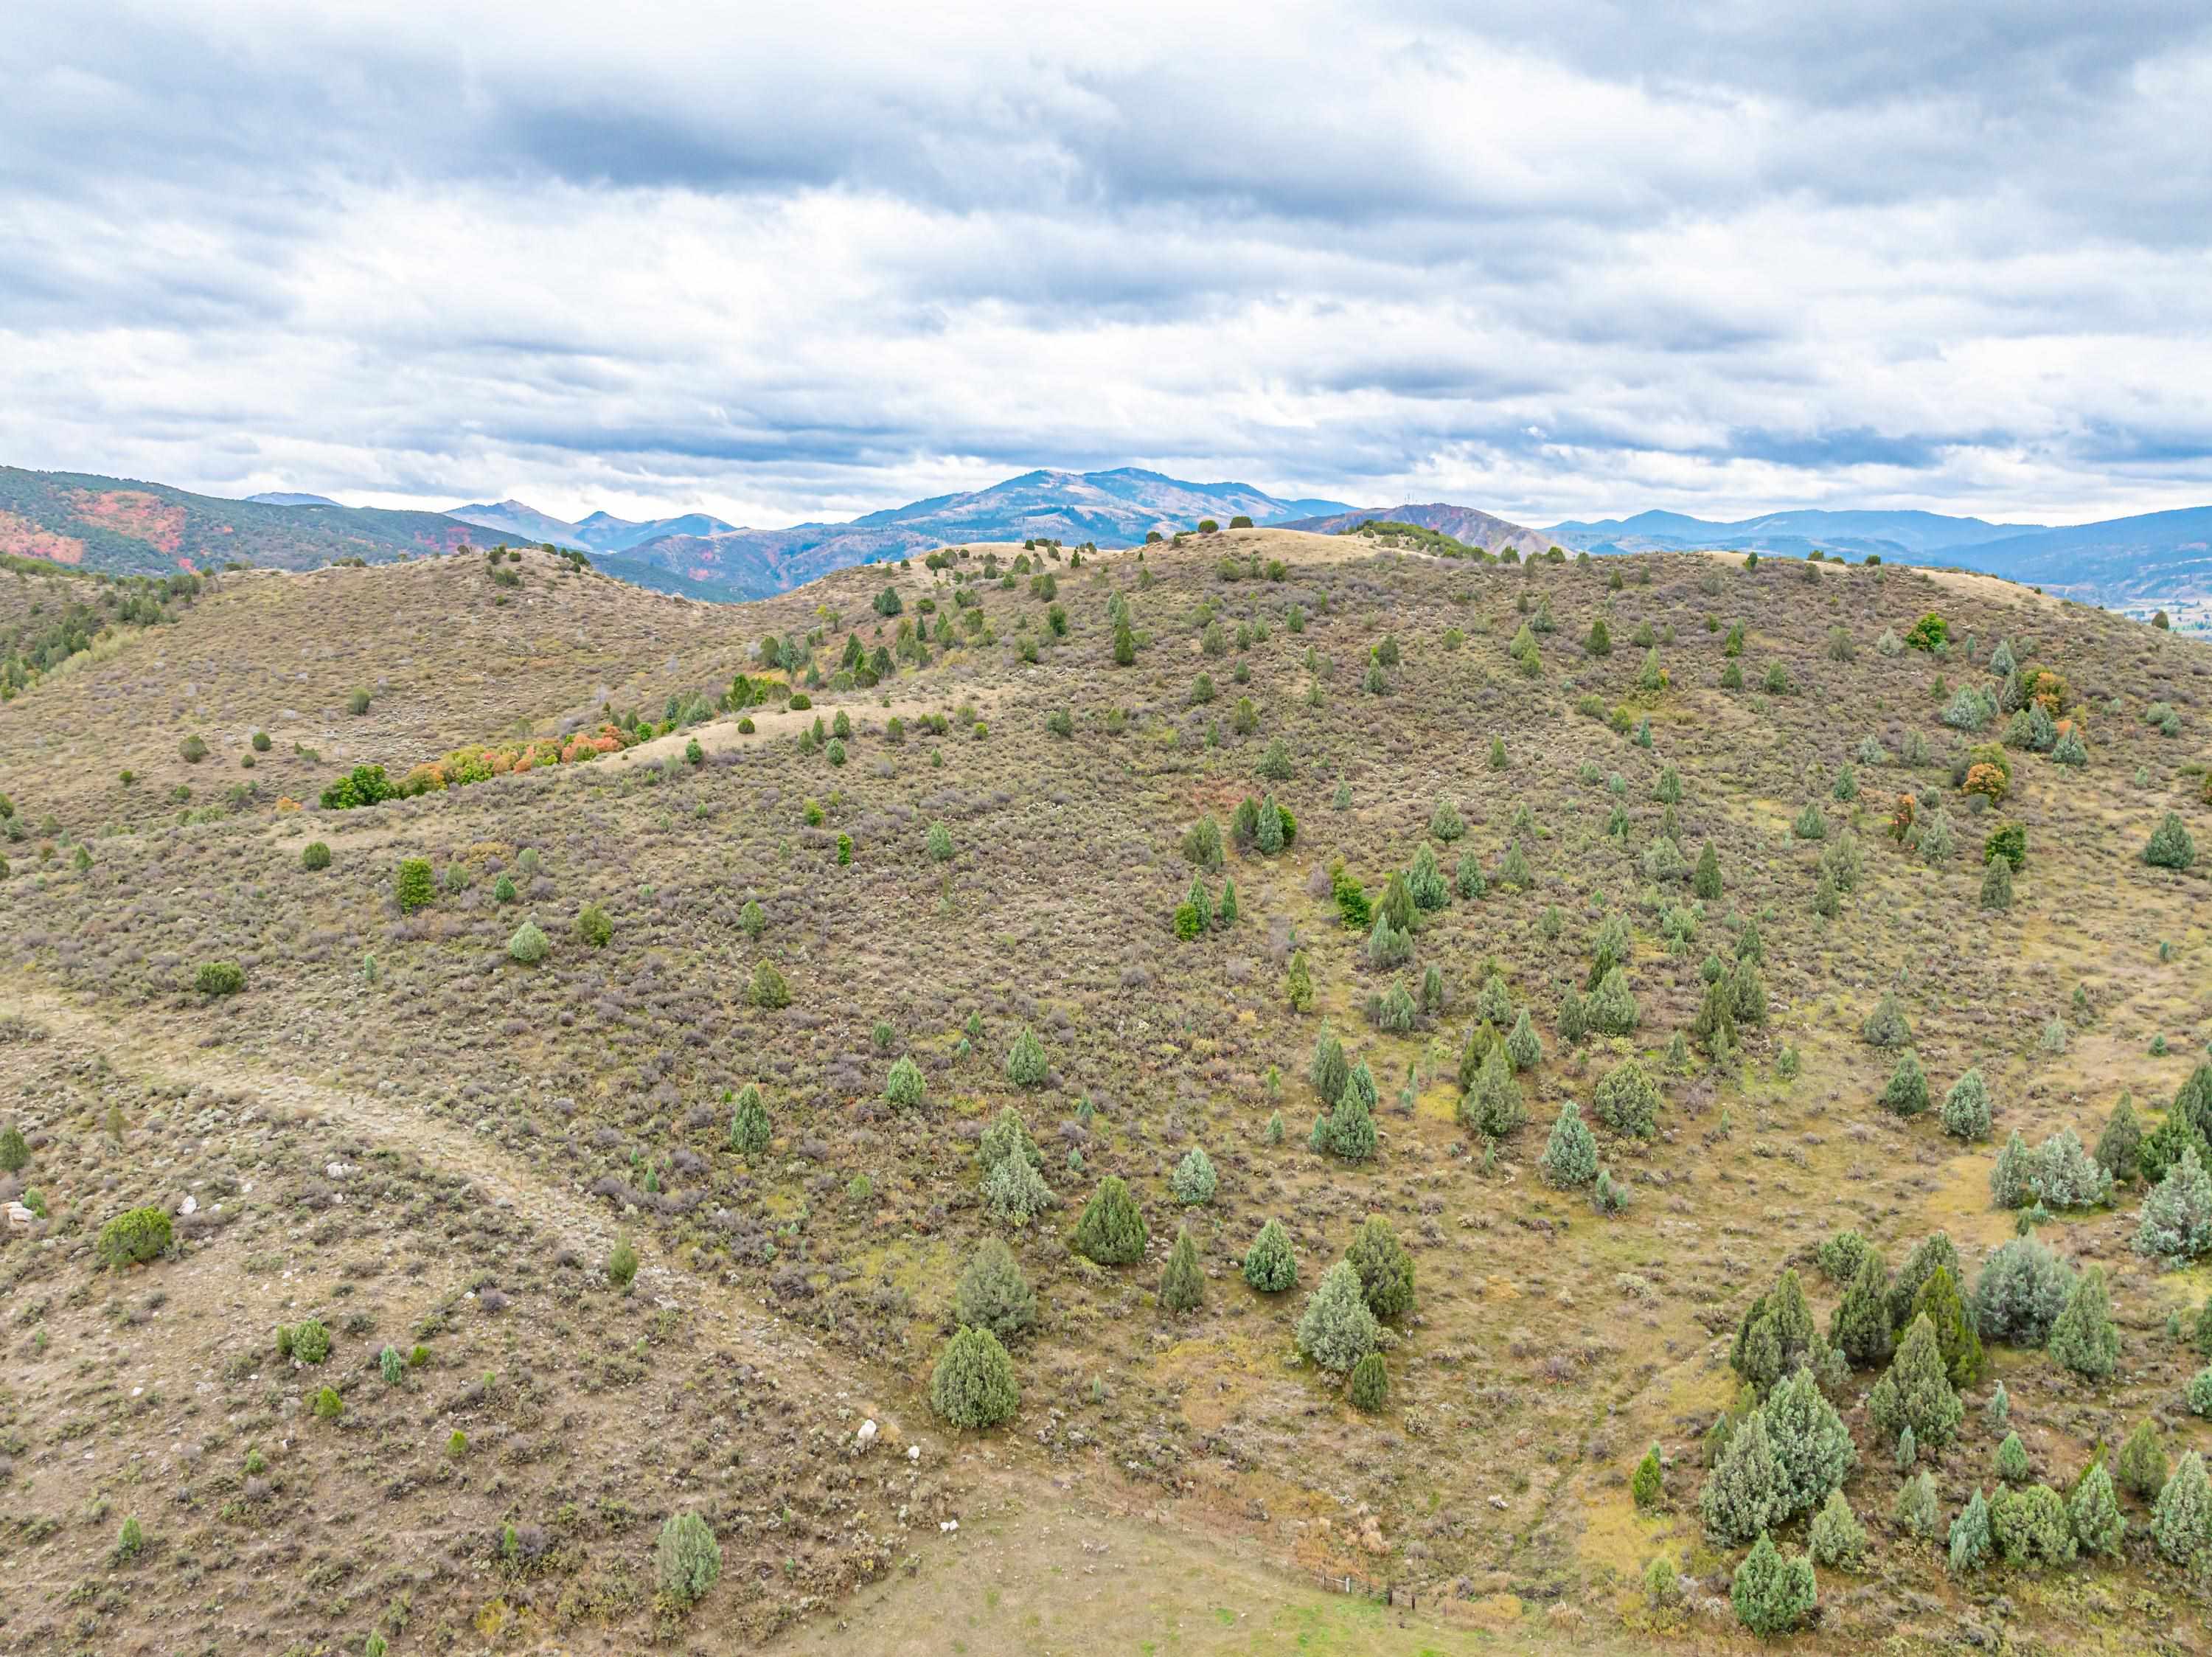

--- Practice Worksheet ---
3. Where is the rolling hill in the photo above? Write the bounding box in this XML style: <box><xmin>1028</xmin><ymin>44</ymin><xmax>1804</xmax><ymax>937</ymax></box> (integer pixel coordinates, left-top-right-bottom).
<box><xmin>1279</xmin><ymin>501</ymin><xmax>1555</xmax><ymax>558</ymax></box>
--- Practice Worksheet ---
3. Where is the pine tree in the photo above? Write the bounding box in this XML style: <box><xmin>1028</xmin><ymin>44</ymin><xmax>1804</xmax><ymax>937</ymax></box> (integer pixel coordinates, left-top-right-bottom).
<box><xmin>1310</xmin><ymin>1028</ymin><xmax>1349</xmax><ymax>1103</ymax></box>
<box><xmin>1862</xmin><ymin>992</ymin><xmax>1913</xmax><ymax>1047</ymax></box>
<box><xmin>1730</xmin><ymin>1533</ymin><xmax>1815</xmax><ymax>1637</ymax></box>
<box><xmin>1990</xmin><ymin>1130</ymin><xmax>2035</xmax><ymax>1209</ymax></box>
<box><xmin>1072</xmin><ymin>1176</ymin><xmax>1148</xmax><ymax>1265</ymax></box>
<box><xmin>1869</xmin><ymin>1313</ymin><xmax>1964</xmax><ymax>1449</ymax></box>
<box><xmin>1940</xmin><ymin>1068</ymin><xmax>1992</xmax><ymax>1140</ymax></box>
<box><xmin>1540</xmin><ymin>1102</ymin><xmax>1599</xmax><ymax>1187</ymax></box>
<box><xmin>1285</xmin><ymin>950</ymin><xmax>1314</xmax><ymax>1012</ymax></box>
<box><xmin>1894</xmin><ymin>1470</ymin><xmax>1941</xmax><ymax>1538</ymax></box>
<box><xmin>1764</xmin><ymin>1369</ymin><xmax>1856</xmax><ymax>1519</ymax></box>
<box><xmin>1315</xmin><ymin>1079</ymin><xmax>1377</xmax><ymax>1162</ymax></box>
<box><xmin>1587</xmin><ymin>964</ymin><xmax>1639</xmax><ymax>1035</ymax></box>
<box><xmin>2046</xmin><ymin>1265</ymin><xmax>2119</xmax><ymax>1378</ymax></box>
<box><xmin>2096</xmin><ymin>1093</ymin><xmax>2143</xmax><ymax>1181</ymax></box>
<box><xmin>1593</xmin><ymin>1058</ymin><xmax>1660</xmax><ymax>1138</ymax></box>
<box><xmin>1295</xmin><ymin>1260</ymin><xmax>1380</xmax><ymax>1372</ymax></box>
<box><xmin>1829</xmin><ymin>1248</ymin><xmax>1893</xmax><ymax>1368</ymax></box>
<box><xmin>1158</xmin><ymin>1227</ymin><xmax>1204</xmax><ymax>1313</ymax></box>
<box><xmin>1909</xmin><ymin>1264</ymin><xmax>1986</xmax><ymax>1388</ymax></box>
<box><xmin>1632</xmin><ymin>1442</ymin><xmax>1665</xmax><ymax>1510</ymax></box>
<box><xmin>1347</xmin><ymin>1215</ymin><xmax>1416</xmax><ymax>1318</ymax></box>
<box><xmin>1242</xmin><ymin>1219</ymin><xmax>1298</xmax><ymax>1293</ymax></box>
<box><xmin>2157</xmin><ymin>1451</ymin><xmax>2212</xmax><ymax>1566</ymax></box>
<box><xmin>1004</xmin><ymin>1026</ymin><xmax>1050</xmax><ymax>1088</ymax></box>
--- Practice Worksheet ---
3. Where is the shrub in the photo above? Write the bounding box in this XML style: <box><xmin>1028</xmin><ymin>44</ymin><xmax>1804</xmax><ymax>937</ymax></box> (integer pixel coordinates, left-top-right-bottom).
<box><xmin>288</xmin><ymin>1317</ymin><xmax>332</xmax><ymax>1364</ymax></box>
<box><xmin>576</xmin><ymin>903</ymin><xmax>613</xmax><ymax>948</ymax></box>
<box><xmin>96</xmin><ymin>1206</ymin><xmax>172</xmax><ymax>1268</ymax></box>
<box><xmin>1243</xmin><ymin>1219</ymin><xmax>1298</xmax><ymax>1293</ymax></box>
<box><xmin>1808</xmin><ymin>1490</ymin><xmax>1868</xmax><ymax>1569</ymax></box>
<box><xmin>606</xmin><ymin>1237</ymin><xmax>640</xmax><ymax>1289</ymax></box>
<box><xmin>655</xmin><ymin>1512</ymin><xmax>723</xmax><ymax>1607</ymax></box>
<box><xmin>749</xmin><ymin>960</ymin><xmax>791</xmax><ymax>1009</ymax></box>
<box><xmin>301</xmin><ymin>841</ymin><xmax>331</xmax><ymax>871</ymax></box>
<box><xmin>1004</xmin><ymin>1027</ymin><xmax>1049</xmax><ymax>1088</ymax></box>
<box><xmin>1072</xmin><ymin>1176</ymin><xmax>1147</xmax><ymax>1264</ymax></box>
<box><xmin>313</xmin><ymin>1386</ymin><xmax>344</xmax><ymax>1420</ymax></box>
<box><xmin>1295</xmin><ymin>1260</ymin><xmax>1380</xmax><ymax>1372</ymax></box>
<box><xmin>926</xmin><ymin>821</ymin><xmax>955</xmax><ymax>861</ymax></box>
<box><xmin>1593</xmin><ymin>1059</ymin><xmax>1660</xmax><ymax>1138</ymax></box>
<box><xmin>506</xmin><ymin>920</ymin><xmax>549</xmax><ymax>964</ymax></box>
<box><xmin>1540</xmin><ymin>1102</ymin><xmax>1599</xmax><ymax>1187</ymax></box>
<box><xmin>194</xmin><ymin>959</ymin><xmax>245</xmax><ymax>996</ymax></box>
<box><xmin>883</xmin><ymin>1056</ymin><xmax>925</xmax><ymax>1108</ymax></box>
<box><xmin>393</xmin><ymin>858</ymin><xmax>436</xmax><ymax>912</ymax></box>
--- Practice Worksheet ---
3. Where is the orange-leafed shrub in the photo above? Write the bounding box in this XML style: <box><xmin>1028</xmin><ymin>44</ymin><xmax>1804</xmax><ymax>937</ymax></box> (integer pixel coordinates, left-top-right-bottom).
<box><xmin>1963</xmin><ymin>763</ymin><xmax>2009</xmax><ymax>803</ymax></box>
<box><xmin>1888</xmin><ymin>793</ymin><xmax>1916</xmax><ymax>843</ymax></box>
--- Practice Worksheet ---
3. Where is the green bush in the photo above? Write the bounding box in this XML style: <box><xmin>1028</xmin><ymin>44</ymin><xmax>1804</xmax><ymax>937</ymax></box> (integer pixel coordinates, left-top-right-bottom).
<box><xmin>655</xmin><ymin>1512</ymin><xmax>723</xmax><ymax>1606</ymax></box>
<box><xmin>393</xmin><ymin>858</ymin><xmax>436</xmax><ymax>911</ymax></box>
<box><xmin>1349</xmin><ymin>1351</ymin><xmax>1389</xmax><ymax>1411</ymax></box>
<box><xmin>607</xmin><ymin>1237</ymin><xmax>640</xmax><ymax>1289</ymax></box>
<box><xmin>193</xmin><ymin>960</ymin><xmax>244</xmax><ymax>996</ymax></box>
<box><xmin>506</xmin><ymin>920</ymin><xmax>549</xmax><ymax>964</ymax></box>
<box><xmin>300</xmin><ymin>841</ymin><xmax>331</xmax><ymax>871</ymax></box>
<box><xmin>95</xmin><ymin>1206</ymin><xmax>172</xmax><ymax>1268</ymax></box>
<box><xmin>576</xmin><ymin>903</ymin><xmax>613</xmax><ymax>948</ymax></box>
<box><xmin>1242</xmin><ymin>1218</ymin><xmax>1298</xmax><ymax>1292</ymax></box>
<box><xmin>1073</xmin><ymin>1175</ymin><xmax>1147</xmax><ymax>1265</ymax></box>
<box><xmin>929</xmin><ymin>1325</ymin><xmax>1020</xmax><ymax>1427</ymax></box>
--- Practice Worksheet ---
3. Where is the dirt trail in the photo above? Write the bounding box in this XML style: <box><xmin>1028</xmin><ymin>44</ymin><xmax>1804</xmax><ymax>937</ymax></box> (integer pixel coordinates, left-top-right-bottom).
<box><xmin>0</xmin><ymin>973</ymin><xmax>896</xmax><ymax>1425</ymax></box>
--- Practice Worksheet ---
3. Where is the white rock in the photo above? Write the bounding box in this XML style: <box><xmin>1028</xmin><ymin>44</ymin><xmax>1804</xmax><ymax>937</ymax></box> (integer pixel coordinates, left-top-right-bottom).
<box><xmin>908</xmin><ymin>1443</ymin><xmax>921</xmax><ymax>1461</ymax></box>
<box><xmin>857</xmin><ymin>1420</ymin><xmax>878</xmax><ymax>1448</ymax></box>
<box><xmin>180</xmin><ymin>1195</ymin><xmax>198</xmax><ymax>1215</ymax></box>
<box><xmin>939</xmin><ymin>1519</ymin><xmax>958</xmax><ymax>1532</ymax></box>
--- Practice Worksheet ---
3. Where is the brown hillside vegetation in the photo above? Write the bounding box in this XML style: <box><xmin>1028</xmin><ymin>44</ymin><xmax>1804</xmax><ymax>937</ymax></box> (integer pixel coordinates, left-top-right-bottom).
<box><xmin>4</xmin><ymin>530</ymin><xmax>2212</xmax><ymax>1654</ymax></box>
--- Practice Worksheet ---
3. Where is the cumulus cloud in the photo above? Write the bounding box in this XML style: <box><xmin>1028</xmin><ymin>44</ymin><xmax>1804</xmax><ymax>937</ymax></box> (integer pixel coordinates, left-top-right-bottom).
<box><xmin>1</xmin><ymin>0</ymin><xmax>2208</xmax><ymax>526</ymax></box>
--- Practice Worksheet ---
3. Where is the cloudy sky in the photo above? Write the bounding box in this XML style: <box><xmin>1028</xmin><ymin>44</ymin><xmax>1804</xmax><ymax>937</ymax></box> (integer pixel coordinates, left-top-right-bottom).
<box><xmin>4</xmin><ymin>1</ymin><xmax>2210</xmax><ymax>529</ymax></box>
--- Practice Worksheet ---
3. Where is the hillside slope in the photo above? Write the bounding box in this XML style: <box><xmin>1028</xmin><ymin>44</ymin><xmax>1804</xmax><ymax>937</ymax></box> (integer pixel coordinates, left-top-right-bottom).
<box><xmin>1281</xmin><ymin>501</ymin><xmax>1556</xmax><ymax>558</ymax></box>
<box><xmin>3</xmin><ymin>529</ymin><xmax>2211</xmax><ymax>1654</ymax></box>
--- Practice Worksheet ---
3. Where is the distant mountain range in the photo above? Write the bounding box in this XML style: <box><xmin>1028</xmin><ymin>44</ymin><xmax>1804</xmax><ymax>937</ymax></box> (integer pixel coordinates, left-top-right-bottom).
<box><xmin>7</xmin><ymin>461</ymin><xmax>2208</xmax><ymax>612</ymax></box>
<box><xmin>1542</xmin><ymin>506</ymin><xmax>2212</xmax><ymax>607</ymax></box>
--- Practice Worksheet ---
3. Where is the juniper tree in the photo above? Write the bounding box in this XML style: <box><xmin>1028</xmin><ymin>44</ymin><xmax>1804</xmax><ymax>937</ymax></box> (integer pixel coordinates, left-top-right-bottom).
<box><xmin>1242</xmin><ymin>1219</ymin><xmax>1297</xmax><ymax>1293</ymax></box>
<box><xmin>2071</xmin><ymin>1461</ymin><xmax>2125</xmax><ymax>1558</ymax></box>
<box><xmin>1587</xmin><ymin>965</ymin><xmax>1639</xmax><ymax>1035</ymax></box>
<box><xmin>1894</xmin><ymin>1470</ymin><xmax>1941</xmax><ymax>1539</ymax></box>
<box><xmin>2118</xmin><ymin>1422</ymin><xmax>2171</xmax><ymax>1500</ymax></box>
<box><xmin>1940</xmin><ymin>1068</ymin><xmax>1992</xmax><ymax>1140</ymax></box>
<box><xmin>1829</xmin><ymin>1249</ymin><xmax>1893</xmax><ymax>1368</ymax></box>
<box><xmin>1310</xmin><ymin>1027</ymin><xmax>1349</xmax><ymax>1103</ymax></box>
<box><xmin>1556</xmin><ymin>987</ymin><xmax>1588</xmax><ymax>1045</ymax></box>
<box><xmin>1808</xmin><ymin>1489</ymin><xmax>1868</xmax><ymax>1569</ymax></box>
<box><xmin>1910</xmin><ymin>1265</ymin><xmax>1986</xmax><ymax>1388</ymax></box>
<box><xmin>883</xmin><ymin>1056</ymin><xmax>925</xmax><ymax>1108</ymax></box>
<box><xmin>1731</xmin><ymin>1270</ymin><xmax>1816</xmax><ymax>1397</ymax></box>
<box><xmin>1978</xmin><ymin>856</ymin><xmax>2013</xmax><ymax>911</ymax></box>
<box><xmin>1473</xmin><ymin>972</ymin><xmax>1513</xmax><ymax>1029</ymax></box>
<box><xmin>1406</xmin><ymin>844</ymin><xmax>1448</xmax><ymax>911</ymax></box>
<box><xmin>1730</xmin><ymin>1534</ymin><xmax>1815</xmax><ymax>1637</ymax></box>
<box><xmin>1295</xmin><ymin>1260</ymin><xmax>1380</xmax><ymax>1372</ymax></box>
<box><xmin>1429</xmin><ymin>796</ymin><xmax>1465</xmax><ymax>841</ymax></box>
<box><xmin>1990</xmin><ymin>1131</ymin><xmax>2035</xmax><ymax>1209</ymax></box>
<box><xmin>1948</xmin><ymin>1488</ymin><xmax>1993</xmax><ymax>1574</ymax></box>
<box><xmin>1879</xmin><ymin>1049</ymin><xmax>1929</xmax><ymax>1116</ymax></box>
<box><xmin>1158</xmin><ymin>1227</ymin><xmax>1204</xmax><ymax>1313</ymax></box>
<box><xmin>930</xmin><ymin>1326</ymin><xmax>1020</xmax><ymax>1428</ymax></box>
<box><xmin>1969</xmin><ymin>1237</ymin><xmax>2073</xmax><ymax>1347</ymax></box>
<box><xmin>1504</xmin><ymin>1009</ymin><xmax>1543</xmax><ymax>1072</ymax></box>
<box><xmin>1868</xmin><ymin>1313</ymin><xmax>1964</xmax><ymax>1449</ymax></box>
<box><xmin>1593</xmin><ymin>1058</ymin><xmax>1660</xmax><ymax>1139</ymax></box>
<box><xmin>1729</xmin><ymin>958</ymin><xmax>1768</xmax><ymax>1027</ymax></box>
<box><xmin>955</xmin><ymin>1239</ymin><xmax>1037</xmax><ymax>1339</ymax></box>
<box><xmin>1540</xmin><ymin>1101</ymin><xmax>1599</xmax><ymax>1187</ymax></box>
<box><xmin>1453</xmin><ymin>850</ymin><xmax>1486</xmax><ymax>900</ymax></box>
<box><xmin>1862</xmin><ymin>993</ymin><xmax>1913</xmax><ymax>1048</ymax></box>
<box><xmin>1313</xmin><ymin>1079</ymin><xmax>1377</xmax><ymax>1162</ymax></box>
<box><xmin>2157</xmin><ymin>1451</ymin><xmax>2212</xmax><ymax>1566</ymax></box>
<box><xmin>1347</xmin><ymin>1215</ymin><xmax>1416</xmax><ymax>1318</ymax></box>
<box><xmin>984</xmin><ymin>1153</ymin><xmax>1054</xmax><ymax>1226</ymax></box>
<box><xmin>1990</xmin><ymin>1483</ymin><xmax>2075</xmax><ymax>1568</ymax></box>
<box><xmin>1632</xmin><ymin>1443</ymin><xmax>1665</xmax><ymax>1510</ymax></box>
<box><xmin>1004</xmin><ymin>1027</ymin><xmax>1049</xmax><ymax>1087</ymax></box>
<box><xmin>2047</xmin><ymin>1265</ymin><xmax>2119</xmax><ymax>1378</ymax></box>
<box><xmin>1169</xmin><ymin>1146</ymin><xmax>1217</xmax><ymax>1205</ymax></box>
<box><xmin>1887</xmin><ymin>1232</ymin><xmax>1961</xmax><ymax>1330</ymax></box>
<box><xmin>1995</xmin><ymin>1432</ymin><xmax>2032</xmax><ymax>1484</ymax></box>
<box><xmin>2136</xmin><ymin>1145</ymin><xmax>2212</xmax><ymax>1262</ymax></box>
<box><xmin>1285</xmin><ymin>950</ymin><xmax>1314</xmax><ymax>1011</ymax></box>
<box><xmin>1701</xmin><ymin>1408</ymin><xmax>1786</xmax><ymax>1543</ymax></box>
<box><xmin>1692</xmin><ymin>840</ymin><xmax>1722</xmax><ymax>898</ymax></box>
<box><xmin>1072</xmin><ymin>1176</ymin><xmax>1147</xmax><ymax>1265</ymax></box>
<box><xmin>2146</xmin><ymin>812</ymin><xmax>2197</xmax><ymax>870</ymax></box>
<box><xmin>728</xmin><ymin>1084</ymin><xmax>772</xmax><ymax>1155</ymax></box>
<box><xmin>1764</xmin><ymin>1368</ymin><xmax>1856</xmax><ymax>1518</ymax></box>
<box><xmin>1460</xmin><ymin>1043</ymin><xmax>1525</xmax><ymax>1139</ymax></box>
<box><xmin>2031</xmin><ymin>1126</ymin><xmax>2111</xmax><ymax>1209</ymax></box>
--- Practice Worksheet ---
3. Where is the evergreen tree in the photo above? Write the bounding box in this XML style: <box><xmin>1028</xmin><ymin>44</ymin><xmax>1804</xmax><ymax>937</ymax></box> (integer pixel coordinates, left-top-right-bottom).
<box><xmin>1632</xmin><ymin>1443</ymin><xmax>1665</xmax><ymax>1510</ymax></box>
<box><xmin>1504</xmin><ymin>1008</ymin><xmax>1544</xmax><ymax>1072</ymax></box>
<box><xmin>1158</xmin><ymin>1227</ymin><xmax>1204</xmax><ymax>1313</ymax></box>
<box><xmin>978</xmin><ymin>1107</ymin><xmax>1043</xmax><ymax>1173</ymax></box>
<box><xmin>1978</xmin><ymin>856</ymin><xmax>2013</xmax><ymax>911</ymax></box>
<box><xmin>2046</xmin><ymin>1265</ymin><xmax>2119</xmax><ymax>1378</ymax></box>
<box><xmin>1887</xmin><ymin>1233</ymin><xmax>1961</xmax><ymax>1330</ymax></box>
<box><xmin>1169</xmin><ymin>1146</ymin><xmax>1217</xmax><ymax>1205</ymax></box>
<box><xmin>727</xmin><ymin>1084</ymin><xmax>772</xmax><ymax>1155</ymax></box>
<box><xmin>1459</xmin><ymin>1043</ymin><xmax>1524</xmax><ymax>1139</ymax></box>
<box><xmin>1731</xmin><ymin>1271</ymin><xmax>1815</xmax><ymax>1396</ymax></box>
<box><xmin>983</xmin><ymin>1153</ymin><xmax>1054</xmax><ymax>1226</ymax></box>
<box><xmin>1072</xmin><ymin>1176</ymin><xmax>1148</xmax><ymax>1265</ymax></box>
<box><xmin>1593</xmin><ymin>1058</ymin><xmax>1661</xmax><ymax>1138</ymax></box>
<box><xmin>1587</xmin><ymin>964</ymin><xmax>1639</xmax><ymax>1035</ymax></box>
<box><xmin>1879</xmin><ymin>1049</ymin><xmax>1930</xmax><ymax>1116</ymax></box>
<box><xmin>1829</xmin><ymin>1248</ymin><xmax>1893</xmax><ymax>1368</ymax></box>
<box><xmin>1862</xmin><ymin>992</ymin><xmax>1913</xmax><ymax>1047</ymax></box>
<box><xmin>1989</xmin><ymin>1483</ymin><xmax>2076</xmax><ymax>1567</ymax></box>
<box><xmin>2071</xmin><ymin>1461</ymin><xmax>2125</xmax><ymax>1557</ymax></box>
<box><xmin>1868</xmin><ymin>1313</ymin><xmax>1964</xmax><ymax>1449</ymax></box>
<box><xmin>954</xmin><ymin>1239</ymin><xmax>1038</xmax><ymax>1340</ymax></box>
<box><xmin>0</xmin><ymin>1124</ymin><xmax>27</xmax><ymax>1174</ymax></box>
<box><xmin>2156</xmin><ymin>1451</ymin><xmax>2212</xmax><ymax>1566</ymax></box>
<box><xmin>2136</xmin><ymin>1145</ymin><xmax>2212</xmax><ymax>1262</ymax></box>
<box><xmin>1909</xmin><ymin>1264</ymin><xmax>1986</xmax><ymax>1388</ymax></box>
<box><xmin>1730</xmin><ymin>958</ymin><xmax>1769</xmax><ymax>1026</ymax></box>
<box><xmin>1990</xmin><ymin>1130</ymin><xmax>2035</xmax><ymax>1209</ymax></box>
<box><xmin>1315</xmin><ymin>1078</ymin><xmax>1377</xmax><ymax>1162</ymax></box>
<box><xmin>883</xmin><ymin>1055</ymin><xmax>925</xmax><ymax>1108</ymax></box>
<box><xmin>2117</xmin><ymin>1421</ymin><xmax>2169</xmax><ymax>1500</ymax></box>
<box><xmin>1347</xmin><ymin>1215</ymin><xmax>1416</xmax><ymax>1318</ymax></box>
<box><xmin>1764</xmin><ymin>1369</ymin><xmax>1856</xmax><ymax>1518</ymax></box>
<box><xmin>1690</xmin><ymin>973</ymin><xmax>1736</xmax><ymax>1056</ymax></box>
<box><xmin>1701</xmin><ymin>1408</ymin><xmax>1786</xmax><ymax>1543</ymax></box>
<box><xmin>1940</xmin><ymin>1068</ymin><xmax>1992</xmax><ymax>1140</ymax></box>
<box><xmin>1379</xmin><ymin>870</ymin><xmax>1415</xmax><ymax>934</ymax></box>
<box><xmin>1947</xmin><ymin>1488</ymin><xmax>1992</xmax><ymax>1574</ymax></box>
<box><xmin>1349</xmin><ymin>1351</ymin><xmax>1390</xmax><ymax>1411</ymax></box>
<box><xmin>1242</xmin><ymin>1219</ymin><xmax>1298</xmax><ymax>1293</ymax></box>
<box><xmin>1540</xmin><ymin>1102</ymin><xmax>1599</xmax><ymax>1187</ymax></box>
<box><xmin>2145</xmin><ymin>812</ymin><xmax>2197</xmax><ymax>871</ymax></box>
<box><xmin>1894</xmin><ymin>1470</ymin><xmax>1941</xmax><ymax>1538</ymax></box>
<box><xmin>1730</xmin><ymin>1534</ymin><xmax>1815</xmax><ymax>1637</ymax></box>
<box><xmin>1995</xmin><ymin>1432</ymin><xmax>2032</xmax><ymax>1484</ymax></box>
<box><xmin>1309</xmin><ymin>1028</ymin><xmax>1349</xmax><ymax>1102</ymax></box>
<box><xmin>2096</xmin><ymin>1093</ymin><xmax>2142</xmax><ymax>1181</ymax></box>
<box><xmin>1969</xmin><ymin>1237</ymin><xmax>2074</xmax><ymax>1347</ymax></box>
<box><xmin>1285</xmin><ymin>950</ymin><xmax>1314</xmax><ymax>1012</ymax></box>
<box><xmin>1295</xmin><ymin>1260</ymin><xmax>1380</xmax><ymax>1372</ymax></box>
<box><xmin>1808</xmin><ymin>1489</ymin><xmax>1868</xmax><ymax>1569</ymax></box>
<box><xmin>929</xmin><ymin>1326</ymin><xmax>1020</xmax><ymax>1428</ymax></box>
<box><xmin>1694</xmin><ymin>841</ymin><xmax>1722</xmax><ymax>899</ymax></box>
<box><xmin>1004</xmin><ymin>1026</ymin><xmax>1050</xmax><ymax>1087</ymax></box>
<box><xmin>1405</xmin><ymin>844</ymin><xmax>1447</xmax><ymax>910</ymax></box>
